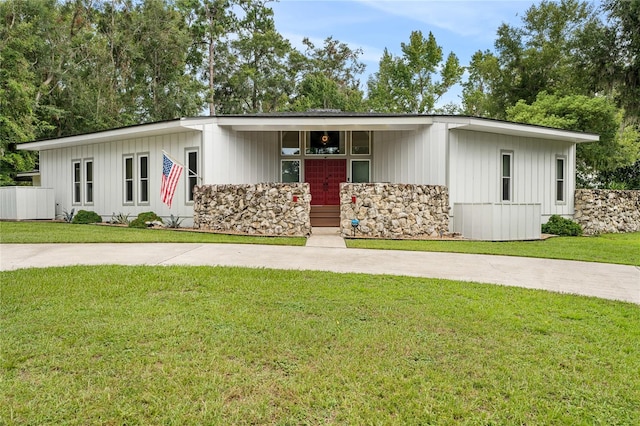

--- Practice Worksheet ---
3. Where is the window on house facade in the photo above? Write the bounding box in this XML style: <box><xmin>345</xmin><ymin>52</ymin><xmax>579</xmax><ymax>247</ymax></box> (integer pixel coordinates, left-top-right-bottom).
<box><xmin>138</xmin><ymin>154</ymin><xmax>149</xmax><ymax>204</ymax></box>
<box><xmin>124</xmin><ymin>156</ymin><xmax>134</xmax><ymax>204</ymax></box>
<box><xmin>281</xmin><ymin>160</ymin><xmax>300</xmax><ymax>182</ymax></box>
<box><xmin>351</xmin><ymin>160</ymin><xmax>370</xmax><ymax>183</ymax></box>
<box><xmin>556</xmin><ymin>157</ymin><xmax>566</xmax><ymax>203</ymax></box>
<box><xmin>73</xmin><ymin>161</ymin><xmax>81</xmax><ymax>204</ymax></box>
<box><xmin>84</xmin><ymin>160</ymin><xmax>94</xmax><ymax>204</ymax></box>
<box><xmin>351</xmin><ymin>131</ymin><xmax>371</xmax><ymax>155</ymax></box>
<box><xmin>306</xmin><ymin>131</ymin><xmax>345</xmax><ymax>155</ymax></box>
<box><xmin>501</xmin><ymin>151</ymin><xmax>513</xmax><ymax>202</ymax></box>
<box><xmin>281</xmin><ymin>131</ymin><xmax>301</xmax><ymax>156</ymax></box>
<box><xmin>186</xmin><ymin>149</ymin><xmax>199</xmax><ymax>202</ymax></box>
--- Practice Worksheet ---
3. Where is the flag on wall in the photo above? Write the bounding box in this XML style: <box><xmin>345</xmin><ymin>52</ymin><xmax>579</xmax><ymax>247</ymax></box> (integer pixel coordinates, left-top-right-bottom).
<box><xmin>161</xmin><ymin>152</ymin><xmax>184</xmax><ymax>208</ymax></box>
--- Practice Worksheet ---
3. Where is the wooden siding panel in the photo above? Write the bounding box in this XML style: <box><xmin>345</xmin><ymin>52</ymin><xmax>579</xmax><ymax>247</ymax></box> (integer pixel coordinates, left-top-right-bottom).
<box><xmin>451</xmin><ymin>129</ymin><xmax>577</xmax><ymax>218</ymax></box>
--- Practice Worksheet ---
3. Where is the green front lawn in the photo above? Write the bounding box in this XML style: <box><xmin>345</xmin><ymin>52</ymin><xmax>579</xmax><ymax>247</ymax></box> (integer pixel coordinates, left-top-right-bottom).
<box><xmin>0</xmin><ymin>221</ymin><xmax>306</xmax><ymax>246</ymax></box>
<box><xmin>347</xmin><ymin>232</ymin><xmax>640</xmax><ymax>266</ymax></box>
<box><xmin>2</xmin><ymin>266</ymin><xmax>639</xmax><ymax>424</ymax></box>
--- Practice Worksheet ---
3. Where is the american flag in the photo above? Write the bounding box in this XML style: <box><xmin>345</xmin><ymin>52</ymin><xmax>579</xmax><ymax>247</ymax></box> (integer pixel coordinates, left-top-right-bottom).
<box><xmin>161</xmin><ymin>152</ymin><xmax>184</xmax><ymax>208</ymax></box>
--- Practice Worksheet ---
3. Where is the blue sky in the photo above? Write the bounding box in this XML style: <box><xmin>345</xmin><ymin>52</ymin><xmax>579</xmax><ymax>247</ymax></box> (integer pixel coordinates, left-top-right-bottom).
<box><xmin>269</xmin><ymin>0</ymin><xmax>553</xmax><ymax>107</ymax></box>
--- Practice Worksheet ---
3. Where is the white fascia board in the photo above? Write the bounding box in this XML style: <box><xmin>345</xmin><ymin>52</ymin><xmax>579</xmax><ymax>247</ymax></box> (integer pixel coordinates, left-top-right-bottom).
<box><xmin>18</xmin><ymin>118</ymin><xmax>209</xmax><ymax>151</ymax></box>
<box><xmin>216</xmin><ymin>116</ymin><xmax>432</xmax><ymax>131</ymax></box>
<box><xmin>435</xmin><ymin>116</ymin><xmax>599</xmax><ymax>143</ymax></box>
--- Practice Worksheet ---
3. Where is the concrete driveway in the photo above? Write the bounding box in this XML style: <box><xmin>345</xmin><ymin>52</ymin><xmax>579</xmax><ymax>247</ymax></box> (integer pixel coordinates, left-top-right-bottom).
<box><xmin>1</xmin><ymin>243</ymin><xmax>638</xmax><ymax>304</ymax></box>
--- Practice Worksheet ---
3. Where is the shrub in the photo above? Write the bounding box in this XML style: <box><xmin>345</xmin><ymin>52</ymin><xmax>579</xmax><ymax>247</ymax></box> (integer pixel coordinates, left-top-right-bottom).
<box><xmin>129</xmin><ymin>211</ymin><xmax>163</xmax><ymax>229</ymax></box>
<box><xmin>164</xmin><ymin>214</ymin><xmax>183</xmax><ymax>229</ymax></box>
<box><xmin>110</xmin><ymin>212</ymin><xmax>131</xmax><ymax>225</ymax></box>
<box><xmin>71</xmin><ymin>210</ymin><xmax>102</xmax><ymax>224</ymax></box>
<box><xmin>542</xmin><ymin>215</ymin><xmax>582</xmax><ymax>236</ymax></box>
<box><xmin>61</xmin><ymin>208</ymin><xmax>75</xmax><ymax>223</ymax></box>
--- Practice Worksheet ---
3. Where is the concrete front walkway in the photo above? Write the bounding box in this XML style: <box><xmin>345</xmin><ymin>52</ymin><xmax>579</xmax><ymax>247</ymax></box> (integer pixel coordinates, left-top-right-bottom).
<box><xmin>1</xmin><ymin>242</ymin><xmax>638</xmax><ymax>304</ymax></box>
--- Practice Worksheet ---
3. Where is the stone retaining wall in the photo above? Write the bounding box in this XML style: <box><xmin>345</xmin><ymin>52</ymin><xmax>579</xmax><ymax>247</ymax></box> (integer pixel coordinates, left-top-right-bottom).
<box><xmin>340</xmin><ymin>183</ymin><xmax>449</xmax><ymax>238</ymax></box>
<box><xmin>574</xmin><ymin>189</ymin><xmax>640</xmax><ymax>235</ymax></box>
<box><xmin>193</xmin><ymin>183</ymin><xmax>311</xmax><ymax>236</ymax></box>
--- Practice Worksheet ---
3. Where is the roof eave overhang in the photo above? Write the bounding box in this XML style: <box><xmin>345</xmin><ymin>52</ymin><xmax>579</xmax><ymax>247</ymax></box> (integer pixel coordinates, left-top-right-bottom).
<box><xmin>18</xmin><ymin>118</ymin><xmax>209</xmax><ymax>151</ymax></box>
<box><xmin>436</xmin><ymin>117</ymin><xmax>599</xmax><ymax>143</ymax></box>
<box><xmin>216</xmin><ymin>116</ymin><xmax>432</xmax><ymax>131</ymax></box>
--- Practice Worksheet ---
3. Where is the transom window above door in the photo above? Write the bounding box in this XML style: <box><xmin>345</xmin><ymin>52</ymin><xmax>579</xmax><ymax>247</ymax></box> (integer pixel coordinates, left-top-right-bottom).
<box><xmin>307</xmin><ymin>131</ymin><xmax>345</xmax><ymax>155</ymax></box>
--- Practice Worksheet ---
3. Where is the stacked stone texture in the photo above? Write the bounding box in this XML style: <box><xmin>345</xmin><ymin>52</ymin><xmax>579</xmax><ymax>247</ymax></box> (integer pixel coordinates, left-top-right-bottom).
<box><xmin>193</xmin><ymin>183</ymin><xmax>311</xmax><ymax>236</ymax></box>
<box><xmin>340</xmin><ymin>183</ymin><xmax>449</xmax><ymax>238</ymax></box>
<box><xmin>574</xmin><ymin>189</ymin><xmax>640</xmax><ymax>235</ymax></box>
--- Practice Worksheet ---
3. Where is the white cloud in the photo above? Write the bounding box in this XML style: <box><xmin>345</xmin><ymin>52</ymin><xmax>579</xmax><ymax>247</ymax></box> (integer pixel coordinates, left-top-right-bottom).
<box><xmin>356</xmin><ymin>0</ymin><xmax>527</xmax><ymax>39</ymax></box>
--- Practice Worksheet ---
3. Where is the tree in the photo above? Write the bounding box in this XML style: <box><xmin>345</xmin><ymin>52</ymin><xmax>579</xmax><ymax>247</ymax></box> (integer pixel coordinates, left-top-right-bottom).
<box><xmin>596</xmin><ymin>0</ymin><xmax>640</xmax><ymax>121</ymax></box>
<box><xmin>177</xmin><ymin>0</ymin><xmax>236</xmax><ymax>115</ymax></box>
<box><xmin>461</xmin><ymin>50</ymin><xmax>501</xmax><ymax>117</ymax></box>
<box><xmin>462</xmin><ymin>0</ymin><xmax>600</xmax><ymax>119</ymax></box>
<box><xmin>506</xmin><ymin>92</ymin><xmax>639</xmax><ymax>186</ymax></box>
<box><xmin>367</xmin><ymin>30</ymin><xmax>463</xmax><ymax>114</ymax></box>
<box><xmin>288</xmin><ymin>36</ymin><xmax>366</xmax><ymax>112</ymax></box>
<box><xmin>216</xmin><ymin>0</ymin><xmax>292</xmax><ymax>113</ymax></box>
<box><xmin>0</xmin><ymin>0</ymin><xmax>56</xmax><ymax>184</ymax></box>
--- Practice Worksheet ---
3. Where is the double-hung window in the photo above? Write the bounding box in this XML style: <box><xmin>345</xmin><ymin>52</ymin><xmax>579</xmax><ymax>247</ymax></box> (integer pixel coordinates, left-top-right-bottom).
<box><xmin>186</xmin><ymin>149</ymin><xmax>199</xmax><ymax>202</ymax></box>
<box><xmin>501</xmin><ymin>151</ymin><xmax>513</xmax><ymax>202</ymax></box>
<box><xmin>72</xmin><ymin>159</ymin><xmax>94</xmax><ymax>205</ymax></box>
<box><xmin>124</xmin><ymin>156</ymin><xmax>134</xmax><ymax>204</ymax></box>
<box><xmin>84</xmin><ymin>160</ymin><xmax>94</xmax><ymax>204</ymax></box>
<box><xmin>73</xmin><ymin>161</ymin><xmax>81</xmax><ymax>204</ymax></box>
<box><xmin>138</xmin><ymin>154</ymin><xmax>149</xmax><ymax>204</ymax></box>
<box><xmin>556</xmin><ymin>156</ymin><xmax>566</xmax><ymax>203</ymax></box>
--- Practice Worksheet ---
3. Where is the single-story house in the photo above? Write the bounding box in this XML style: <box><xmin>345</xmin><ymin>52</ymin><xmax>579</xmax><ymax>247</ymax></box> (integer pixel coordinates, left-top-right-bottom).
<box><xmin>17</xmin><ymin>113</ymin><xmax>598</xmax><ymax>240</ymax></box>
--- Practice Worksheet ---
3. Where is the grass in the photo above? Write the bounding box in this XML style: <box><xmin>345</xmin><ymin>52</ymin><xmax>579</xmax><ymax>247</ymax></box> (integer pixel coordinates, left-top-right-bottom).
<box><xmin>0</xmin><ymin>221</ymin><xmax>306</xmax><ymax>246</ymax></box>
<box><xmin>2</xmin><ymin>266</ymin><xmax>639</xmax><ymax>425</ymax></box>
<box><xmin>347</xmin><ymin>232</ymin><xmax>640</xmax><ymax>266</ymax></box>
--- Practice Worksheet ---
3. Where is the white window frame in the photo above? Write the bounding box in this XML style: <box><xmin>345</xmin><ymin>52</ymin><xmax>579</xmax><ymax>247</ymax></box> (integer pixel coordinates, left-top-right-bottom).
<box><xmin>123</xmin><ymin>155</ymin><xmax>134</xmax><ymax>205</ymax></box>
<box><xmin>501</xmin><ymin>151</ymin><xmax>513</xmax><ymax>202</ymax></box>
<box><xmin>350</xmin><ymin>131</ymin><xmax>371</xmax><ymax>156</ymax></box>
<box><xmin>280</xmin><ymin>131</ymin><xmax>301</xmax><ymax>156</ymax></box>
<box><xmin>556</xmin><ymin>156</ymin><xmax>566</xmax><ymax>204</ymax></box>
<box><xmin>72</xmin><ymin>160</ymin><xmax>81</xmax><ymax>205</ymax></box>
<box><xmin>185</xmin><ymin>148</ymin><xmax>200</xmax><ymax>203</ymax></box>
<box><xmin>84</xmin><ymin>159</ymin><xmax>94</xmax><ymax>205</ymax></box>
<box><xmin>350</xmin><ymin>159</ymin><xmax>371</xmax><ymax>183</ymax></box>
<box><xmin>281</xmin><ymin>159</ymin><xmax>301</xmax><ymax>183</ymax></box>
<box><xmin>137</xmin><ymin>153</ymin><xmax>150</xmax><ymax>205</ymax></box>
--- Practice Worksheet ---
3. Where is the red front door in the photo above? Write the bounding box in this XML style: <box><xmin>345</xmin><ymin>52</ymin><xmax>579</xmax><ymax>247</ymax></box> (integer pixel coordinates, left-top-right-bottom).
<box><xmin>305</xmin><ymin>159</ymin><xmax>346</xmax><ymax>205</ymax></box>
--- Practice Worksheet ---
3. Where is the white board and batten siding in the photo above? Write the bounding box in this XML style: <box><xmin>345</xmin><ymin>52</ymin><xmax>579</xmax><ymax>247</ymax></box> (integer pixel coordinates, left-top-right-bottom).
<box><xmin>0</xmin><ymin>187</ymin><xmax>55</xmax><ymax>220</ymax></box>
<box><xmin>372</xmin><ymin>125</ymin><xmax>447</xmax><ymax>185</ymax></box>
<box><xmin>448</xmin><ymin>129</ymin><xmax>574</xmax><ymax>240</ymax></box>
<box><xmin>39</xmin><ymin>131</ymin><xmax>202</xmax><ymax>224</ymax></box>
<box><xmin>203</xmin><ymin>125</ymin><xmax>279</xmax><ymax>184</ymax></box>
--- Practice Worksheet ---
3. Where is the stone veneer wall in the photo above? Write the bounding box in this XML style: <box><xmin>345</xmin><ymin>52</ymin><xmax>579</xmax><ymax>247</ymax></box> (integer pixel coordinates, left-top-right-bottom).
<box><xmin>193</xmin><ymin>183</ymin><xmax>311</xmax><ymax>236</ymax></box>
<box><xmin>340</xmin><ymin>183</ymin><xmax>449</xmax><ymax>238</ymax></box>
<box><xmin>574</xmin><ymin>189</ymin><xmax>640</xmax><ymax>235</ymax></box>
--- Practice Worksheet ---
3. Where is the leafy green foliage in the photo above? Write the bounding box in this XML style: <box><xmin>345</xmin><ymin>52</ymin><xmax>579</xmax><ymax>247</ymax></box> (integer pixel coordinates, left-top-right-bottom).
<box><xmin>507</xmin><ymin>92</ymin><xmax>637</xmax><ymax>183</ymax></box>
<box><xmin>541</xmin><ymin>215</ymin><xmax>583</xmax><ymax>236</ymax></box>
<box><xmin>129</xmin><ymin>211</ymin><xmax>163</xmax><ymax>229</ymax></box>
<box><xmin>71</xmin><ymin>210</ymin><xmax>102</xmax><ymax>224</ymax></box>
<box><xmin>368</xmin><ymin>31</ymin><xmax>463</xmax><ymax>113</ymax></box>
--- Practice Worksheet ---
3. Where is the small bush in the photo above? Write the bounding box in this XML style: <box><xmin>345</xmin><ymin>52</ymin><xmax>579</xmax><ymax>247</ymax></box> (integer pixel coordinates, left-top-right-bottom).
<box><xmin>110</xmin><ymin>212</ymin><xmax>131</xmax><ymax>225</ymax></box>
<box><xmin>129</xmin><ymin>211</ymin><xmax>163</xmax><ymax>229</ymax></box>
<box><xmin>71</xmin><ymin>210</ymin><xmax>102</xmax><ymax>224</ymax></box>
<box><xmin>542</xmin><ymin>215</ymin><xmax>582</xmax><ymax>236</ymax></box>
<box><xmin>61</xmin><ymin>208</ymin><xmax>75</xmax><ymax>223</ymax></box>
<box><xmin>165</xmin><ymin>214</ymin><xmax>183</xmax><ymax>229</ymax></box>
